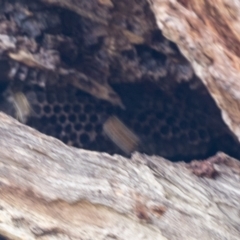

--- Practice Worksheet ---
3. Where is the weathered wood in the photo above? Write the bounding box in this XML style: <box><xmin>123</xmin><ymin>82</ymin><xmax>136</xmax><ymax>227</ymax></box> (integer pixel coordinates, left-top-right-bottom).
<box><xmin>0</xmin><ymin>113</ymin><xmax>239</xmax><ymax>239</ymax></box>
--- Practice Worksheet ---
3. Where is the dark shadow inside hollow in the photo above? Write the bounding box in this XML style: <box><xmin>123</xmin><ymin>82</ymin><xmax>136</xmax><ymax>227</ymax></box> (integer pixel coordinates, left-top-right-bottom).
<box><xmin>5</xmin><ymin>80</ymin><xmax>237</xmax><ymax>162</ymax></box>
<box><xmin>111</xmin><ymin>82</ymin><xmax>240</xmax><ymax>162</ymax></box>
<box><xmin>0</xmin><ymin>235</ymin><xmax>8</xmax><ymax>240</ymax></box>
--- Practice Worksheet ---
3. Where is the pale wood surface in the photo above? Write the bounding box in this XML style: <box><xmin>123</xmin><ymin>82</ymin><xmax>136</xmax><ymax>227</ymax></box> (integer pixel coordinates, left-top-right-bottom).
<box><xmin>0</xmin><ymin>113</ymin><xmax>239</xmax><ymax>239</ymax></box>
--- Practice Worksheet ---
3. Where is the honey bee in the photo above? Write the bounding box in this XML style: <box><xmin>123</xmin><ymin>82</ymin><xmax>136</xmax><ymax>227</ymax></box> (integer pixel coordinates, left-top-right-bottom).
<box><xmin>12</xmin><ymin>91</ymin><xmax>32</xmax><ymax>123</ymax></box>
<box><xmin>103</xmin><ymin>115</ymin><xmax>140</xmax><ymax>155</ymax></box>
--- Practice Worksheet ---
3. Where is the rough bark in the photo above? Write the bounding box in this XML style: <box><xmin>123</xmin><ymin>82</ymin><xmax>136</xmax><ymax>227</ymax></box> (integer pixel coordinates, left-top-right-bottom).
<box><xmin>0</xmin><ymin>112</ymin><xmax>240</xmax><ymax>240</ymax></box>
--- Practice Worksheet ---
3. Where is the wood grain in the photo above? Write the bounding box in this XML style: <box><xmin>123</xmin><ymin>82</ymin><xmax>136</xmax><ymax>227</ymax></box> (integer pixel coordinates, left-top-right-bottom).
<box><xmin>0</xmin><ymin>113</ymin><xmax>239</xmax><ymax>239</ymax></box>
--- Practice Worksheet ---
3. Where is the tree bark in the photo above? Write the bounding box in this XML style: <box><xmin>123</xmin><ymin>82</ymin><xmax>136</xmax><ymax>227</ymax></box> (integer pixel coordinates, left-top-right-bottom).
<box><xmin>0</xmin><ymin>113</ymin><xmax>240</xmax><ymax>240</ymax></box>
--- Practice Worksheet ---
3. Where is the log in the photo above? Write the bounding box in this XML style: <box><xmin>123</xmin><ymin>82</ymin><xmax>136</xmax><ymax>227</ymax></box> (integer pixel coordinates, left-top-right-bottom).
<box><xmin>0</xmin><ymin>112</ymin><xmax>240</xmax><ymax>240</ymax></box>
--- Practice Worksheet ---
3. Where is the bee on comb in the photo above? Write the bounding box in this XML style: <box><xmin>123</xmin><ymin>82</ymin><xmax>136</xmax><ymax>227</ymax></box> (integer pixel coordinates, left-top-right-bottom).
<box><xmin>0</xmin><ymin>86</ymin><xmax>34</xmax><ymax>124</ymax></box>
<box><xmin>103</xmin><ymin>116</ymin><xmax>140</xmax><ymax>155</ymax></box>
<box><xmin>11</xmin><ymin>91</ymin><xmax>33</xmax><ymax>123</ymax></box>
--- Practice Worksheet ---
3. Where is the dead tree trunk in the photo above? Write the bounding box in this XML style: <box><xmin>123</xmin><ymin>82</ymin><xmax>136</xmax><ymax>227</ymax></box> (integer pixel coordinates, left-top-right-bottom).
<box><xmin>0</xmin><ymin>0</ymin><xmax>240</xmax><ymax>239</ymax></box>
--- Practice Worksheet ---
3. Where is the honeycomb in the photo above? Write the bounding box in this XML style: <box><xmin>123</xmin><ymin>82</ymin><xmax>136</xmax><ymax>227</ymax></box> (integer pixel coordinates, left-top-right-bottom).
<box><xmin>23</xmin><ymin>84</ymin><xmax>121</xmax><ymax>155</ymax></box>
<box><xmin>11</xmin><ymin>82</ymin><xmax>240</xmax><ymax>162</ymax></box>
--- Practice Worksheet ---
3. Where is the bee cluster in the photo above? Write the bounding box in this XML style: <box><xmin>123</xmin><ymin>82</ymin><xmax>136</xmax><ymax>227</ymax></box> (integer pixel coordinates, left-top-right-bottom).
<box><xmin>0</xmin><ymin>0</ymin><xmax>239</xmax><ymax>161</ymax></box>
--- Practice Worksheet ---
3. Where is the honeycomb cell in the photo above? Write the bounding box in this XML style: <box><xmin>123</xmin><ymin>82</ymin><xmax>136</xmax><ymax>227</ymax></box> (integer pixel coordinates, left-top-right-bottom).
<box><xmin>95</xmin><ymin>104</ymin><xmax>104</xmax><ymax>113</ymax></box>
<box><xmin>73</xmin><ymin>104</ymin><xmax>81</xmax><ymax>113</ymax></box>
<box><xmin>166</xmin><ymin>116</ymin><xmax>176</xmax><ymax>126</ymax></box>
<box><xmin>80</xmin><ymin>133</ymin><xmax>90</xmax><ymax>144</ymax></box>
<box><xmin>172</xmin><ymin>126</ymin><xmax>180</xmax><ymax>135</ymax></box>
<box><xmin>188</xmin><ymin>130</ymin><xmax>198</xmax><ymax>142</ymax></box>
<box><xmin>54</xmin><ymin>124</ymin><xmax>62</xmax><ymax>135</ymax></box>
<box><xmin>160</xmin><ymin>125</ymin><xmax>170</xmax><ymax>136</ymax></box>
<box><xmin>73</xmin><ymin>142</ymin><xmax>80</xmax><ymax>148</ymax></box>
<box><xmin>74</xmin><ymin>123</ymin><xmax>82</xmax><ymax>131</ymax></box>
<box><xmin>45</xmin><ymin>127</ymin><xmax>55</xmax><ymax>136</ymax></box>
<box><xmin>63</xmin><ymin>104</ymin><xmax>71</xmax><ymax>113</ymax></box>
<box><xmin>79</xmin><ymin>113</ymin><xmax>87</xmax><ymax>122</ymax></box>
<box><xmin>179</xmin><ymin>133</ymin><xmax>188</xmax><ymax>142</ymax></box>
<box><xmin>163</xmin><ymin>103</ymin><xmax>173</xmax><ymax>113</ymax></box>
<box><xmin>142</xmin><ymin>109</ymin><xmax>152</xmax><ymax>116</ymax></box>
<box><xmin>153</xmin><ymin>132</ymin><xmax>161</xmax><ymax>141</ymax></box>
<box><xmin>46</xmin><ymin>92</ymin><xmax>56</xmax><ymax>104</ymax></box>
<box><xmin>137</xmin><ymin>112</ymin><xmax>147</xmax><ymax>122</ymax></box>
<box><xmin>172</xmin><ymin>109</ymin><xmax>180</xmax><ymax>118</ymax></box>
<box><xmin>50</xmin><ymin>115</ymin><xmax>57</xmax><ymax>124</ymax></box>
<box><xmin>68</xmin><ymin>113</ymin><xmax>76</xmax><ymax>123</ymax></box>
<box><xmin>84</xmin><ymin>123</ymin><xmax>93</xmax><ymax>132</ymax></box>
<box><xmin>62</xmin><ymin>135</ymin><xmax>69</xmax><ymax>144</ymax></box>
<box><xmin>142</xmin><ymin>125</ymin><xmax>150</xmax><ymax>135</ymax></box>
<box><xmin>43</xmin><ymin>105</ymin><xmax>51</xmax><ymax>114</ymax></box>
<box><xmin>28</xmin><ymin>118</ymin><xmax>42</xmax><ymax>129</ymax></box>
<box><xmin>149</xmin><ymin>117</ymin><xmax>158</xmax><ymax>127</ymax></box>
<box><xmin>84</xmin><ymin>104</ymin><xmax>93</xmax><ymax>113</ymax></box>
<box><xmin>95</xmin><ymin>124</ymin><xmax>102</xmax><ymax>133</ymax></box>
<box><xmin>75</xmin><ymin>92</ymin><xmax>84</xmax><ymax>102</ymax></box>
<box><xmin>133</xmin><ymin>122</ymin><xmax>142</xmax><ymax>132</ymax></box>
<box><xmin>56</xmin><ymin>92</ymin><xmax>66</xmax><ymax>103</ymax></box>
<box><xmin>198</xmin><ymin>128</ymin><xmax>209</xmax><ymax>141</ymax></box>
<box><xmin>32</xmin><ymin>104</ymin><xmax>41</xmax><ymax>114</ymax></box>
<box><xmin>67</xmin><ymin>92</ymin><xmax>75</xmax><ymax>102</ymax></box>
<box><xmin>89</xmin><ymin>114</ymin><xmax>98</xmax><ymax>123</ymax></box>
<box><xmin>155</xmin><ymin>111</ymin><xmax>164</xmax><ymax>120</ymax></box>
<box><xmin>95</xmin><ymin>134</ymin><xmax>106</xmax><ymax>143</ymax></box>
<box><xmin>198</xmin><ymin>115</ymin><xmax>207</xmax><ymax>125</ymax></box>
<box><xmin>179</xmin><ymin>120</ymin><xmax>189</xmax><ymax>130</ymax></box>
<box><xmin>70</xmin><ymin>132</ymin><xmax>77</xmax><ymax>141</ymax></box>
<box><xmin>59</xmin><ymin>114</ymin><xmax>66</xmax><ymax>123</ymax></box>
<box><xmin>190</xmin><ymin>119</ymin><xmax>198</xmax><ymax>129</ymax></box>
<box><xmin>106</xmin><ymin>106</ymin><xmax>114</xmax><ymax>115</ymax></box>
<box><xmin>36</xmin><ymin>92</ymin><xmax>45</xmax><ymax>103</ymax></box>
<box><xmin>65</xmin><ymin>124</ymin><xmax>72</xmax><ymax>132</ymax></box>
<box><xmin>41</xmin><ymin>116</ymin><xmax>48</xmax><ymax>125</ymax></box>
<box><xmin>88</xmin><ymin>141</ymin><xmax>98</xmax><ymax>151</ymax></box>
<box><xmin>53</xmin><ymin>105</ymin><xmax>61</xmax><ymax>114</ymax></box>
